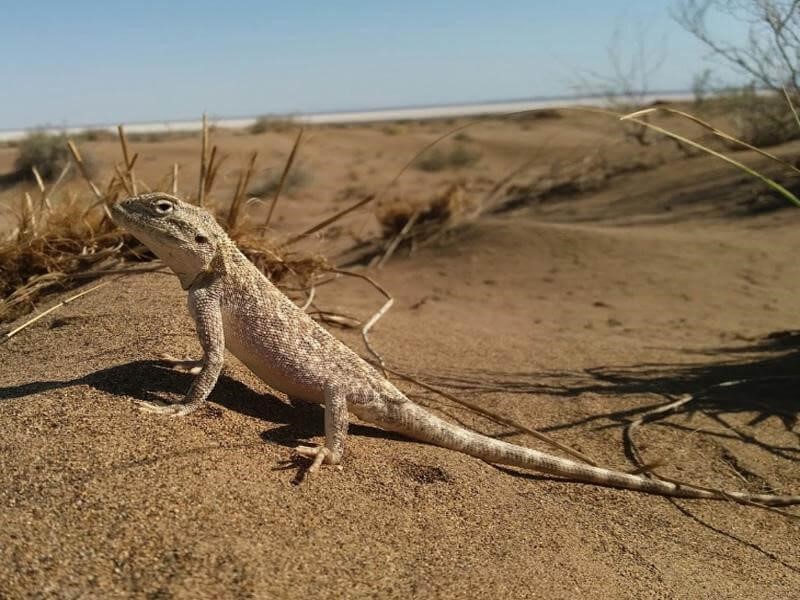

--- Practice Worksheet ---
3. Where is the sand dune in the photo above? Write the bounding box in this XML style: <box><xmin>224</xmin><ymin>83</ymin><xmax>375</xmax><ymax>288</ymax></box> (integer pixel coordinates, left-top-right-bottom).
<box><xmin>1</xmin><ymin>113</ymin><xmax>799</xmax><ymax>598</ymax></box>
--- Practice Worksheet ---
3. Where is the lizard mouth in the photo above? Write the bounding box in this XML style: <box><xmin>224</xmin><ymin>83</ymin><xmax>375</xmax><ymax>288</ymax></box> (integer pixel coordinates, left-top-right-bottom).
<box><xmin>109</xmin><ymin>201</ymin><xmax>130</xmax><ymax>224</ymax></box>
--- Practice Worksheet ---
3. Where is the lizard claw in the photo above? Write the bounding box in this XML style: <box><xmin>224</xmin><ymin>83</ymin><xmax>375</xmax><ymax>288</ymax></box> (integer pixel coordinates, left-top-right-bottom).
<box><xmin>158</xmin><ymin>354</ymin><xmax>203</xmax><ymax>375</ymax></box>
<box><xmin>294</xmin><ymin>445</ymin><xmax>333</xmax><ymax>475</ymax></box>
<box><xmin>135</xmin><ymin>400</ymin><xmax>198</xmax><ymax>417</ymax></box>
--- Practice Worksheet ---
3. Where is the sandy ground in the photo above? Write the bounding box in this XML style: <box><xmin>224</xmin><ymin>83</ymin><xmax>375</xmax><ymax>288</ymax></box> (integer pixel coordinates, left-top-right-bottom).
<box><xmin>1</xmin><ymin>112</ymin><xmax>799</xmax><ymax>598</ymax></box>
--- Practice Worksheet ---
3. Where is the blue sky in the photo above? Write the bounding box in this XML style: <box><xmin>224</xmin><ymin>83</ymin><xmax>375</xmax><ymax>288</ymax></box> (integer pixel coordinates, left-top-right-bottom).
<box><xmin>0</xmin><ymin>1</ymin><xmax>744</xmax><ymax>129</ymax></box>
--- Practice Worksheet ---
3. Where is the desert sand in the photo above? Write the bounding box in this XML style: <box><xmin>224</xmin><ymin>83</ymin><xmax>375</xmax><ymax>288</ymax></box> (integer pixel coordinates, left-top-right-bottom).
<box><xmin>1</xmin><ymin>111</ymin><xmax>799</xmax><ymax>598</ymax></box>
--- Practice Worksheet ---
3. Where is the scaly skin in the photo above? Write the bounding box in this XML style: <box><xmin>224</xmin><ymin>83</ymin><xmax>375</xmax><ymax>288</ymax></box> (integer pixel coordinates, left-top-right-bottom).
<box><xmin>110</xmin><ymin>193</ymin><xmax>800</xmax><ymax>505</ymax></box>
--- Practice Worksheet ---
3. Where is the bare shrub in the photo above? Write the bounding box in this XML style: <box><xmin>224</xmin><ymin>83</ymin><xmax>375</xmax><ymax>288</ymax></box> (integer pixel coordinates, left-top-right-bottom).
<box><xmin>249</xmin><ymin>164</ymin><xmax>312</xmax><ymax>197</ymax></box>
<box><xmin>78</xmin><ymin>129</ymin><xmax>116</xmax><ymax>142</ymax></box>
<box><xmin>674</xmin><ymin>1</ymin><xmax>800</xmax><ymax>94</ymax></box>
<box><xmin>14</xmin><ymin>133</ymin><xmax>76</xmax><ymax>180</ymax></box>
<box><xmin>416</xmin><ymin>144</ymin><xmax>481</xmax><ymax>172</ymax></box>
<box><xmin>249</xmin><ymin>116</ymin><xmax>296</xmax><ymax>135</ymax></box>
<box><xmin>716</xmin><ymin>86</ymin><xmax>800</xmax><ymax>146</ymax></box>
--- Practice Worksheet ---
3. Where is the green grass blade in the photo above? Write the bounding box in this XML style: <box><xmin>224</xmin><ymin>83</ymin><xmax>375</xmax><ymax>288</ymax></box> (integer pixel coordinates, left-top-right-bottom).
<box><xmin>620</xmin><ymin>113</ymin><xmax>800</xmax><ymax>208</ymax></box>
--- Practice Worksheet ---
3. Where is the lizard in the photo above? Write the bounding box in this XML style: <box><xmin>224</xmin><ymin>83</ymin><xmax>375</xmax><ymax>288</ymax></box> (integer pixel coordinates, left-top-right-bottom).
<box><xmin>109</xmin><ymin>192</ymin><xmax>800</xmax><ymax>506</ymax></box>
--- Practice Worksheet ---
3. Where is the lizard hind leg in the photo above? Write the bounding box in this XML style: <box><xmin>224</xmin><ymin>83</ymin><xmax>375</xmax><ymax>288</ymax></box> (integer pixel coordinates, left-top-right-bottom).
<box><xmin>294</xmin><ymin>384</ymin><xmax>349</xmax><ymax>474</ymax></box>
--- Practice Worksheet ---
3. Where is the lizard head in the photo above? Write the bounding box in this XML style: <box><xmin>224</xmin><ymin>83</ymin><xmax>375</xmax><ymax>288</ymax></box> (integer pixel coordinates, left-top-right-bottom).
<box><xmin>111</xmin><ymin>193</ymin><xmax>226</xmax><ymax>289</ymax></box>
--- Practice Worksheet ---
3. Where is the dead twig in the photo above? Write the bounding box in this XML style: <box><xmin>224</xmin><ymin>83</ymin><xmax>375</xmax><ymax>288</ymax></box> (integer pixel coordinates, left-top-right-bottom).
<box><xmin>67</xmin><ymin>140</ymin><xmax>102</xmax><ymax>199</ymax></box>
<box><xmin>117</xmin><ymin>125</ymin><xmax>138</xmax><ymax>195</ymax></box>
<box><xmin>623</xmin><ymin>382</ymin><xmax>800</xmax><ymax>518</ymax></box>
<box><xmin>171</xmin><ymin>163</ymin><xmax>179</xmax><ymax>195</ymax></box>
<box><xmin>264</xmin><ymin>128</ymin><xmax>304</xmax><ymax>229</ymax></box>
<box><xmin>197</xmin><ymin>113</ymin><xmax>209</xmax><ymax>206</ymax></box>
<box><xmin>285</xmin><ymin>194</ymin><xmax>375</xmax><ymax>246</ymax></box>
<box><xmin>330</xmin><ymin>268</ymin><xmax>393</xmax><ymax>375</ymax></box>
<box><xmin>387</xmin><ymin>367</ymin><xmax>599</xmax><ymax>466</ymax></box>
<box><xmin>376</xmin><ymin>210</ymin><xmax>420</xmax><ymax>269</ymax></box>
<box><xmin>227</xmin><ymin>151</ymin><xmax>258</xmax><ymax>231</ymax></box>
<box><xmin>2</xmin><ymin>279</ymin><xmax>115</xmax><ymax>343</ymax></box>
<box><xmin>300</xmin><ymin>285</ymin><xmax>315</xmax><ymax>311</ymax></box>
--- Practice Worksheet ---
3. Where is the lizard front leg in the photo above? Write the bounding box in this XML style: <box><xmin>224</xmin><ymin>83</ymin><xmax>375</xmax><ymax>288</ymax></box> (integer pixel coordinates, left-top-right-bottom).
<box><xmin>295</xmin><ymin>384</ymin><xmax>349</xmax><ymax>473</ymax></box>
<box><xmin>139</xmin><ymin>291</ymin><xmax>225</xmax><ymax>417</ymax></box>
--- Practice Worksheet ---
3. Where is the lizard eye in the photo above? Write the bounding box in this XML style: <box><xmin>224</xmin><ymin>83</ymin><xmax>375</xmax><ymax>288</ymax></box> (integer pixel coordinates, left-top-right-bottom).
<box><xmin>195</xmin><ymin>234</ymin><xmax>209</xmax><ymax>244</ymax></box>
<box><xmin>154</xmin><ymin>200</ymin><xmax>174</xmax><ymax>214</ymax></box>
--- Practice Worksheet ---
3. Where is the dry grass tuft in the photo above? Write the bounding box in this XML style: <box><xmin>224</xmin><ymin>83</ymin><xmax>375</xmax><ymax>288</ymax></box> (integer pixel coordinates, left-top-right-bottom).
<box><xmin>415</xmin><ymin>144</ymin><xmax>481</xmax><ymax>172</ymax></box>
<box><xmin>339</xmin><ymin>183</ymin><xmax>480</xmax><ymax>267</ymax></box>
<box><xmin>0</xmin><ymin>194</ymin><xmax>134</xmax><ymax>322</ymax></box>
<box><xmin>0</xmin><ymin>123</ymin><xmax>330</xmax><ymax>325</ymax></box>
<box><xmin>378</xmin><ymin>183</ymin><xmax>473</xmax><ymax>238</ymax></box>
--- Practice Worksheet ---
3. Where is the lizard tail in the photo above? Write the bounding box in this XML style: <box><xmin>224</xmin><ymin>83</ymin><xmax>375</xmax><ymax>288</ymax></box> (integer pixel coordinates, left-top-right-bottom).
<box><xmin>388</xmin><ymin>402</ymin><xmax>800</xmax><ymax>506</ymax></box>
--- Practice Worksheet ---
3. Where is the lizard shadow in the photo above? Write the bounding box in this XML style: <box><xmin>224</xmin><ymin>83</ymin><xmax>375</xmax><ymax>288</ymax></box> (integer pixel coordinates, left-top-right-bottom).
<box><xmin>0</xmin><ymin>358</ymin><xmax>406</xmax><ymax>449</ymax></box>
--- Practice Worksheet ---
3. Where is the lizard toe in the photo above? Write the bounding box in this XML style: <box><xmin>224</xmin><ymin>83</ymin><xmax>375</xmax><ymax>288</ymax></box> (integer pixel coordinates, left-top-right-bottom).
<box><xmin>294</xmin><ymin>445</ymin><xmax>334</xmax><ymax>474</ymax></box>
<box><xmin>136</xmin><ymin>400</ymin><xmax>199</xmax><ymax>417</ymax></box>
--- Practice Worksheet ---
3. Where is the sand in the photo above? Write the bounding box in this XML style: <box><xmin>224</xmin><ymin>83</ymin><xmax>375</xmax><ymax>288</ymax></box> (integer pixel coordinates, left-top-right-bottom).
<box><xmin>1</xmin><ymin>112</ymin><xmax>799</xmax><ymax>598</ymax></box>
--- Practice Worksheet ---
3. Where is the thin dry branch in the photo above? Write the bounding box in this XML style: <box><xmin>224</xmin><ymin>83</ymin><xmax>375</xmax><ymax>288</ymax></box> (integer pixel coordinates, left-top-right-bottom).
<box><xmin>171</xmin><ymin>163</ymin><xmax>179</xmax><ymax>195</ymax></box>
<box><xmin>264</xmin><ymin>128</ymin><xmax>304</xmax><ymax>229</ymax></box>
<box><xmin>2</xmin><ymin>279</ymin><xmax>114</xmax><ymax>343</ymax></box>
<box><xmin>376</xmin><ymin>210</ymin><xmax>420</xmax><ymax>269</ymax></box>
<box><xmin>197</xmin><ymin>113</ymin><xmax>209</xmax><ymax>206</ymax></box>
<box><xmin>117</xmin><ymin>125</ymin><xmax>138</xmax><ymax>195</ymax></box>
<box><xmin>285</xmin><ymin>194</ymin><xmax>375</xmax><ymax>245</ymax></box>
<box><xmin>326</xmin><ymin>268</ymin><xmax>597</xmax><ymax>466</ymax></box>
<box><xmin>623</xmin><ymin>383</ymin><xmax>800</xmax><ymax>518</ymax></box>
<box><xmin>227</xmin><ymin>151</ymin><xmax>258</xmax><ymax>231</ymax></box>
<box><xmin>330</xmin><ymin>268</ymin><xmax>394</xmax><ymax>375</ymax></box>
<box><xmin>386</xmin><ymin>367</ymin><xmax>599</xmax><ymax>466</ymax></box>
<box><xmin>625</xmin><ymin>106</ymin><xmax>800</xmax><ymax>175</ymax></box>
<box><xmin>203</xmin><ymin>145</ymin><xmax>219</xmax><ymax>195</ymax></box>
<box><xmin>67</xmin><ymin>140</ymin><xmax>102</xmax><ymax>199</ymax></box>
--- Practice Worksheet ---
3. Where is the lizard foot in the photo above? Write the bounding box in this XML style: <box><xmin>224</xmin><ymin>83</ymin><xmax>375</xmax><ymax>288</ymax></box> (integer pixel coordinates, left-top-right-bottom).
<box><xmin>294</xmin><ymin>445</ymin><xmax>337</xmax><ymax>475</ymax></box>
<box><xmin>159</xmin><ymin>354</ymin><xmax>203</xmax><ymax>375</ymax></box>
<box><xmin>136</xmin><ymin>399</ymin><xmax>200</xmax><ymax>417</ymax></box>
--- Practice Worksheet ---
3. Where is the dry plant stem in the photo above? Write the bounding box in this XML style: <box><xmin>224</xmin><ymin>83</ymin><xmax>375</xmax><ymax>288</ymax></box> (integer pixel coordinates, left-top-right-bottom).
<box><xmin>300</xmin><ymin>286</ymin><xmax>315</xmax><ymax>311</ymax></box>
<box><xmin>67</xmin><ymin>140</ymin><xmax>102</xmax><ymax>199</ymax></box>
<box><xmin>117</xmin><ymin>125</ymin><xmax>138</xmax><ymax>195</ymax></box>
<box><xmin>30</xmin><ymin>166</ymin><xmax>48</xmax><ymax>211</ymax></box>
<box><xmin>32</xmin><ymin>166</ymin><xmax>45</xmax><ymax>193</ymax></box>
<box><xmin>264</xmin><ymin>128</ymin><xmax>304</xmax><ymax>229</ymax></box>
<box><xmin>65</xmin><ymin>264</ymin><xmax>169</xmax><ymax>280</ymax></box>
<box><xmin>204</xmin><ymin>151</ymin><xmax>225</xmax><ymax>196</ymax></box>
<box><xmin>114</xmin><ymin>165</ymin><xmax>133</xmax><ymax>196</ymax></box>
<box><xmin>624</xmin><ymin>383</ymin><xmax>800</xmax><ymax>518</ymax></box>
<box><xmin>327</xmin><ymin>267</ymin><xmax>596</xmax><ymax>466</ymax></box>
<box><xmin>203</xmin><ymin>145</ymin><xmax>218</xmax><ymax>194</ymax></box>
<box><xmin>171</xmin><ymin>163</ymin><xmax>179</xmax><ymax>195</ymax></box>
<box><xmin>330</xmin><ymin>268</ymin><xmax>393</xmax><ymax>375</ymax></box>
<box><xmin>23</xmin><ymin>192</ymin><xmax>36</xmax><ymax>232</ymax></box>
<box><xmin>2</xmin><ymin>279</ymin><xmax>114</xmax><ymax>342</ymax></box>
<box><xmin>376</xmin><ymin>210</ymin><xmax>420</xmax><ymax>269</ymax></box>
<box><xmin>625</xmin><ymin>107</ymin><xmax>800</xmax><ymax>176</ymax></box>
<box><xmin>620</xmin><ymin>112</ymin><xmax>800</xmax><ymax>207</ymax></box>
<box><xmin>285</xmin><ymin>194</ymin><xmax>375</xmax><ymax>245</ymax></box>
<box><xmin>227</xmin><ymin>151</ymin><xmax>258</xmax><ymax>230</ymax></box>
<box><xmin>33</xmin><ymin>163</ymin><xmax>69</xmax><ymax>211</ymax></box>
<box><xmin>198</xmin><ymin>113</ymin><xmax>209</xmax><ymax>206</ymax></box>
<box><xmin>385</xmin><ymin>366</ymin><xmax>599</xmax><ymax>466</ymax></box>
<box><xmin>783</xmin><ymin>86</ymin><xmax>800</xmax><ymax>130</ymax></box>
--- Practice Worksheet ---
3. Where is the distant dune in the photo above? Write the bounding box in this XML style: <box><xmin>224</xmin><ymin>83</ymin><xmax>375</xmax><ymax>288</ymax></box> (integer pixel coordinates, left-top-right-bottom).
<box><xmin>0</xmin><ymin>91</ymin><xmax>694</xmax><ymax>142</ymax></box>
